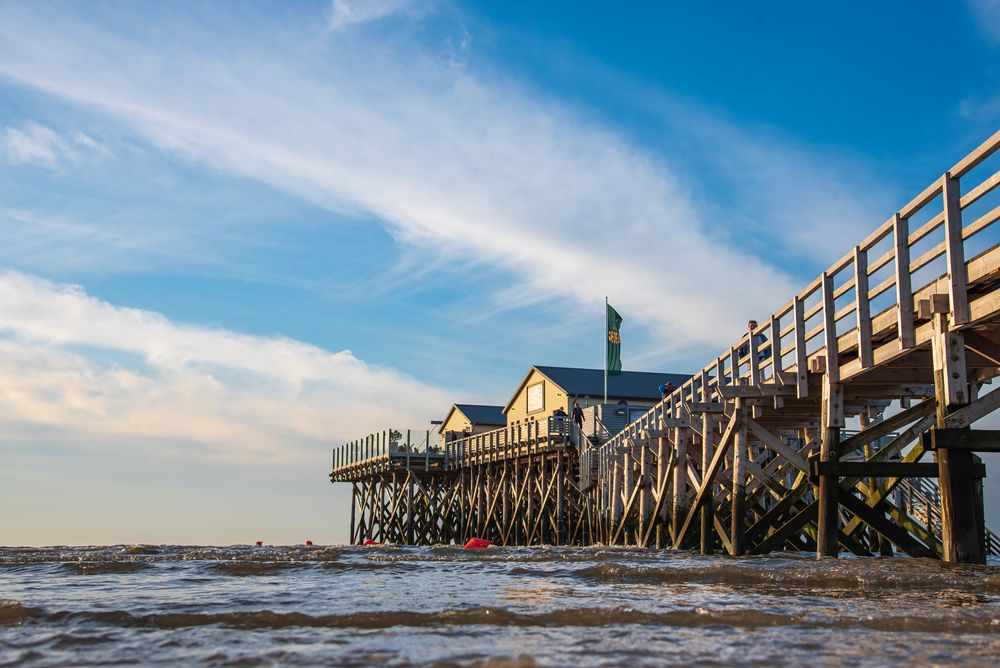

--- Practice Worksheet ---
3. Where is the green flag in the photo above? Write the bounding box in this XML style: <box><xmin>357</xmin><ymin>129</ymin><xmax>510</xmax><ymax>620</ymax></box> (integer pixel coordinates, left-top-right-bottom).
<box><xmin>606</xmin><ymin>303</ymin><xmax>623</xmax><ymax>377</ymax></box>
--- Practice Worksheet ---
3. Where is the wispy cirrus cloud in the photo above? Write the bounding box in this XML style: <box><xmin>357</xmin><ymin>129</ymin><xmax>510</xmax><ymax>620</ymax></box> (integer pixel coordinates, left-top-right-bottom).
<box><xmin>0</xmin><ymin>270</ymin><xmax>451</xmax><ymax>465</ymax></box>
<box><xmin>969</xmin><ymin>0</ymin><xmax>1000</xmax><ymax>44</ymax></box>
<box><xmin>329</xmin><ymin>0</ymin><xmax>430</xmax><ymax>29</ymax></box>
<box><xmin>0</xmin><ymin>3</ymin><xmax>890</xmax><ymax>358</ymax></box>
<box><xmin>1</xmin><ymin>120</ymin><xmax>108</xmax><ymax>169</ymax></box>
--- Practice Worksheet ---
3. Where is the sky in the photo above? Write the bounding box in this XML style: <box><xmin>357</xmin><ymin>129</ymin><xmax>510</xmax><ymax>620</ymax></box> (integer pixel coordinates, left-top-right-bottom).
<box><xmin>1</xmin><ymin>0</ymin><xmax>999</xmax><ymax>546</ymax></box>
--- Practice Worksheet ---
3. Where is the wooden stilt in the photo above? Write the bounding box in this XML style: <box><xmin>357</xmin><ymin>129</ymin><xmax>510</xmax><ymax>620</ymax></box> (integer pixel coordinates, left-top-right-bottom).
<box><xmin>731</xmin><ymin>399</ymin><xmax>747</xmax><ymax>556</ymax></box>
<box><xmin>670</xmin><ymin>425</ymin><xmax>685</xmax><ymax>545</ymax></box>
<box><xmin>931</xmin><ymin>309</ymin><xmax>985</xmax><ymax>563</ymax></box>
<box><xmin>700</xmin><ymin>412</ymin><xmax>715</xmax><ymax>554</ymax></box>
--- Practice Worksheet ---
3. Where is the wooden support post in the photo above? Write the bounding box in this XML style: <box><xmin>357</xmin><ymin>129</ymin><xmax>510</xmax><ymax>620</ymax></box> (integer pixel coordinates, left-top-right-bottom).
<box><xmin>672</xmin><ymin>424</ymin><xmax>688</xmax><ymax>546</ymax></box>
<box><xmin>406</xmin><ymin>472</ymin><xmax>415</xmax><ymax>544</ymax></box>
<box><xmin>502</xmin><ymin>460</ymin><xmax>511</xmax><ymax>544</ymax></box>
<box><xmin>526</xmin><ymin>458</ymin><xmax>535</xmax><ymax>544</ymax></box>
<box><xmin>639</xmin><ymin>443</ymin><xmax>650</xmax><ymax>544</ymax></box>
<box><xmin>557</xmin><ymin>453</ymin><xmax>565</xmax><ymax>544</ymax></box>
<box><xmin>623</xmin><ymin>451</ymin><xmax>634</xmax><ymax>545</ymax></box>
<box><xmin>817</xmin><ymin>378</ymin><xmax>843</xmax><ymax>558</ymax></box>
<box><xmin>350</xmin><ymin>482</ymin><xmax>357</xmax><ymax>545</ymax></box>
<box><xmin>608</xmin><ymin>456</ymin><xmax>622</xmax><ymax>544</ymax></box>
<box><xmin>731</xmin><ymin>399</ymin><xmax>747</xmax><ymax>556</ymax></box>
<box><xmin>656</xmin><ymin>434</ymin><xmax>667</xmax><ymax>548</ymax></box>
<box><xmin>931</xmin><ymin>310</ymin><xmax>985</xmax><ymax>563</ymax></box>
<box><xmin>700</xmin><ymin>412</ymin><xmax>715</xmax><ymax>555</ymax></box>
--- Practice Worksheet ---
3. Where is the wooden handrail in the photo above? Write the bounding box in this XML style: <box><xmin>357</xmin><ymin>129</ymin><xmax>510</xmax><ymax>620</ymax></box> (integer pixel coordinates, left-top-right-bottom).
<box><xmin>600</xmin><ymin>133</ymin><xmax>1000</xmax><ymax>456</ymax></box>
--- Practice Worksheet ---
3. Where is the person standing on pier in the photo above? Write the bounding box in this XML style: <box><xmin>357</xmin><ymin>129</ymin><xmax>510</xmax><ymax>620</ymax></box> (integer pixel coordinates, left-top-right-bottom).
<box><xmin>572</xmin><ymin>401</ymin><xmax>584</xmax><ymax>429</ymax></box>
<box><xmin>739</xmin><ymin>320</ymin><xmax>771</xmax><ymax>360</ymax></box>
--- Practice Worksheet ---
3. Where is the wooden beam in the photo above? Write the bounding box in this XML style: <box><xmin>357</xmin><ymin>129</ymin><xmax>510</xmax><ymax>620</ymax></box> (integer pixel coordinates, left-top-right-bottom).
<box><xmin>718</xmin><ymin>385</ymin><xmax>763</xmax><ymax>399</ymax></box>
<box><xmin>944</xmin><ymin>384</ymin><xmax>1000</xmax><ymax>428</ymax></box>
<box><xmin>673</xmin><ymin>410</ymin><xmax>739</xmax><ymax>548</ymax></box>
<box><xmin>838</xmin><ymin>492</ymin><xmax>938</xmax><ymax>559</ymax></box>
<box><xmin>838</xmin><ymin>397</ymin><xmax>935</xmax><ymax>457</ymax></box>
<box><xmin>811</xmin><ymin>461</ymin><xmax>978</xmax><ymax>478</ymax></box>
<box><xmin>746</xmin><ymin>418</ymin><xmax>809</xmax><ymax>474</ymax></box>
<box><xmin>923</xmin><ymin>428</ymin><xmax>1000</xmax><ymax>453</ymax></box>
<box><xmin>962</xmin><ymin>330</ymin><xmax>1000</xmax><ymax>367</ymax></box>
<box><xmin>750</xmin><ymin>500</ymin><xmax>817</xmax><ymax>555</ymax></box>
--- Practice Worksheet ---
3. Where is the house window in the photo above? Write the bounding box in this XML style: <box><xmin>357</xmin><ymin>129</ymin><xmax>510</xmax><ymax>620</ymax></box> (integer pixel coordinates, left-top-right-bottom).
<box><xmin>526</xmin><ymin>382</ymin><xmax>544</xmax><ymax>414</ymax></box>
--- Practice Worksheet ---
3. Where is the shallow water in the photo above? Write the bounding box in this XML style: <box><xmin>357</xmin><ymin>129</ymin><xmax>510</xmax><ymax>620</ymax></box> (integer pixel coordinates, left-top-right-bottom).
<box><xmin>1</xmin><ymin>545</ymin><xmax>998</xmax><ymax>666</ymax></box>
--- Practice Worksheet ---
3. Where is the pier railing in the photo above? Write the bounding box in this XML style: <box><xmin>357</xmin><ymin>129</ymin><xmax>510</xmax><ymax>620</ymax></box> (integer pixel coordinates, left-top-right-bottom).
<box><xmin>331</xmin><ymin>427</ymin><xmax>446</xmax><ymax>480</ymax></box>
<box><xmin>602</xmin><ymin>129</ymin><xmax>1000</xmax><ymax>453</ymax></box>
<box><xmin>443</xmin><ymin>415</ymin><xmax>581</xmax><ymax>468</ymax></box>
<box><xmin>331</xmin><ymin>417</ymin><xmax>584</xmax><ymax>480</ymax></box>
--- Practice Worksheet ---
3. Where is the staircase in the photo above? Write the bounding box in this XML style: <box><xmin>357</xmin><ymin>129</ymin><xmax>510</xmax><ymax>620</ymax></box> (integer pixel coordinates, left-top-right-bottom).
<box><xmin>896</xmin><ymin>476</ymin><xmax>1000</xmax><ymax>556</ymax></box>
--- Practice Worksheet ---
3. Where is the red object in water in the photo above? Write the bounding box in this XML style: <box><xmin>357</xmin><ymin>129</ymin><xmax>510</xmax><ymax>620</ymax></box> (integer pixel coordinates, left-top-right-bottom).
<box><xmin>305</xmin><ymin>540</ymin><xmax>313</xmax><ymax>546</ymax></box>
<box><xmin>464</xmin><ymin>538</ymin><xmax>492</xmax><ymax>549</ymax></box>
<box><xmin>363</xmin><ymin>539</ymin><xmax>378</xmax><ymax>546</ymax></box>
<box><xmin>255</xmin><ymin>541</ymin><xmax>263</xmax><ymax>547</ymax></box>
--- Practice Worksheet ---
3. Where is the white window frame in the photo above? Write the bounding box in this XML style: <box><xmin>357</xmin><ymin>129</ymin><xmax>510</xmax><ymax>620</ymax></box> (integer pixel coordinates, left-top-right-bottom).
<box><xmin>526</xmin><ymin>382</ymin><xmax>545</xmax><ymax>414</ymax></box>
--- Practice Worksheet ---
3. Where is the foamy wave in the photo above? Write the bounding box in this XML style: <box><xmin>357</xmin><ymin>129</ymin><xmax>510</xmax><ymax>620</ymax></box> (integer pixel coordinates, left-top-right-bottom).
<box><xmin>23</xmin><ymin>605</ymin><xmax>1000</xmax><ymax>634</ymax></box>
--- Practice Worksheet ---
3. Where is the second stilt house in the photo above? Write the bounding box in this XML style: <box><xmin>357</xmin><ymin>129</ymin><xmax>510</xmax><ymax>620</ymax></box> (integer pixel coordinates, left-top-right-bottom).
<box><xmin>439</xmin><ymin>403</ymin><xmax>506</xmax><ymax>443</ymax></box>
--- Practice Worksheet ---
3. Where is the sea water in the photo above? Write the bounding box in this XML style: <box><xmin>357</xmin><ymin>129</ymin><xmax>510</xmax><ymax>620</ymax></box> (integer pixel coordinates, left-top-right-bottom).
<box><xmin>1</xmin><ymin>545</ymin><xmax>998</xmax><ymax>666</ymax></box>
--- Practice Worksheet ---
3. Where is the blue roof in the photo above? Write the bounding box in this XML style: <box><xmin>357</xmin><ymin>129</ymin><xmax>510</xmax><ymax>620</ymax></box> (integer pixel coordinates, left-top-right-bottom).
<box><xmin>454</xmin><ymin>404</ymin><xmax>506</xmax><ymax>426</ymax></box>
<box><xmin>533</xmin><ymin>366</ymin><xmax>690</xmax><ymax>401</ymax></box>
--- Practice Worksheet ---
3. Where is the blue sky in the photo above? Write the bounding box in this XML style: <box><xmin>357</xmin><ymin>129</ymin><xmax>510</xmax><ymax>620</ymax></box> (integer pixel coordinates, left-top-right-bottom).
<box><xmin>1</xmin><ymin>0</ymin><xmax>999</xmax><ymax>545</ymax></box>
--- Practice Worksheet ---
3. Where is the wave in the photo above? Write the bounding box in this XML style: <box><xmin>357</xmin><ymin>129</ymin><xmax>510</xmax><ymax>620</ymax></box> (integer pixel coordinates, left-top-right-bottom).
<box><xmin>507</xmin><ymin>558</ymin><xmax>1000</xmax><ymax>594</ymax></box>
<box><xmin>60</xmin><ymin>561</ymin><xmax>152</xmax><ymax>575</ymax></box>
<box><xmin>210</xmin><ymin>561</ymin><xmax>309</xmax><ymax>577</ymax></box>
<box><xmin>121</xmin><ymin>545</ymin><xmax>161</xmax><ymax>555</ymax></box>
<box><xmin>16</xmin><ymin>605</ymin><xmax>999</xmax><ymax>635</ymax></box>
<box><xmin>0</xmin><ymin>545</ymin><xmax>344</xmax><ymax>565</ymax></box>
<box><xmin>0</xmin><ymin>600</ymin><xmax>42</xmax><ymax>625</ymax></box>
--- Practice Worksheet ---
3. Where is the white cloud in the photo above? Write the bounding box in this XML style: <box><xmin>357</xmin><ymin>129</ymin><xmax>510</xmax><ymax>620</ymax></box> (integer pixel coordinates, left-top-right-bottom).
<box><xmin>329</xmin><ymin>0</ymin><xmax>426</xmax><ymax>29</ymax></box>
<box><xmin>969</xmin><ymin>0</ymin><xmax>1000</xmax><ymax>44</ymax></box>
<box><xmin>0</xmin><ymin>270</ymin><xmax>451</xmax><ymax>465</ymax></box>
<box><xmin>0</xmin><ymin>4</ymin><xmax>891</xmax><ymax>357</ymax></box>
<box><xmin>1</xmin><ymin>121</ymin><xmax>108</xmax><ymax>169</ymax></box>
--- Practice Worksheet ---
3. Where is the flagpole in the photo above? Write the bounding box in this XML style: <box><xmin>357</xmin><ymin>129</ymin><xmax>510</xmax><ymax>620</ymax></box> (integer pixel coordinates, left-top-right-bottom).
<box><xmin>604</xmin><ymin>296</ymin><xmax>608</xmax><ymax>405</ymax></box>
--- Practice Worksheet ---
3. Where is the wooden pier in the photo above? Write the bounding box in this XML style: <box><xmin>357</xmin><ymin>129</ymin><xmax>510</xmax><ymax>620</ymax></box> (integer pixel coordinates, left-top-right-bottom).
<box><xmin>332</xmin><ymin>130</ymin><xmax>1000</xmax><ymax>563</ymax></box>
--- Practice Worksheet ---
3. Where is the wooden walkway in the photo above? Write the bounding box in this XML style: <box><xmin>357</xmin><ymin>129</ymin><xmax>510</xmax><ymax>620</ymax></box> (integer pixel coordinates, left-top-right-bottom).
<box><xmin>331</xmin><ymin>130</ymin><xmax>1000</xmax><ymax>563</ymax></box>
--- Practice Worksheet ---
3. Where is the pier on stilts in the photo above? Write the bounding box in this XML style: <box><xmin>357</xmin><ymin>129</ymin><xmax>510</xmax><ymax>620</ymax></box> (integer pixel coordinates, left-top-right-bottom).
<box><xmin>332</xmin><ymin>130</ymin><xmax>1000</xmax><ymax>563</ymax></box>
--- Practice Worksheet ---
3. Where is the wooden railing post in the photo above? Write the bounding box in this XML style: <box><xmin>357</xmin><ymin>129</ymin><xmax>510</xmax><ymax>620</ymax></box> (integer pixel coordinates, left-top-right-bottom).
<box><xmin>854</xmin><ymin>246</ymin><xmax>873</xmax><ymax>369</ymax></box>
<box><xmin>942</xmin><ymin>173</ymin><xmax>969</xmax><ymax>325</ymax></box>
<box><xmin>893</xmin><ymin>213</ymin><xmax>915</xmax><ymax>350</ymax></box>
<box><xmin>793</xmin><ymin>295</ymin><xmax>808</xmax><ymax>398</ymax></box>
